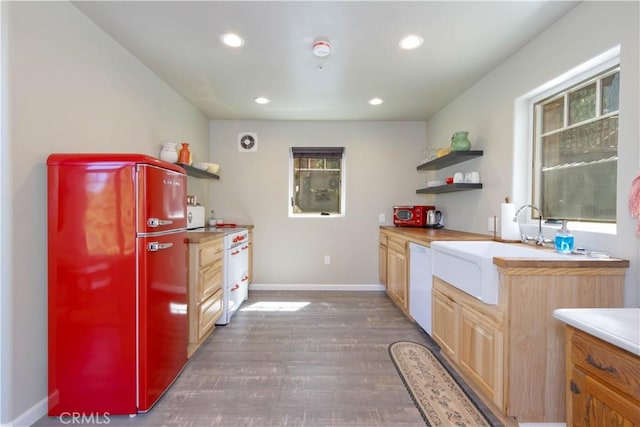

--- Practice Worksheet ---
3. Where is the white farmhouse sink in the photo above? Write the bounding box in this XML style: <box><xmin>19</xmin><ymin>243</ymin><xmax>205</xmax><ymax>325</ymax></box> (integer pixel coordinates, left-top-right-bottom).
<box><xmin>431</xmin><ymin>241</ymin><xmax>573</xmax><ymax>305</ymax></box>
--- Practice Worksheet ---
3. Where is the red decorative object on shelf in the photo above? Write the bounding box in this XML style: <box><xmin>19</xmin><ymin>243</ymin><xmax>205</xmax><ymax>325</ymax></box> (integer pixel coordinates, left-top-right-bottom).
<box><xmin>178</xmin><ymin>142</ymin><xmax>192</xmax><ymax>165</ymax></box>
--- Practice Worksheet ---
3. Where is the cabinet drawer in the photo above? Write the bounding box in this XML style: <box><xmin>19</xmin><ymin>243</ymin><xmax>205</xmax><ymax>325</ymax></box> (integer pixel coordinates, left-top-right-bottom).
<box><xmin>571</xmin><ymin>330</ymin><xmax>640</xmax><ymax>400</ymax></box>
<box><xmin>379</xmin><ymin>233</ymin><xmax>388</xmax><ymax>246</ymax></box>
<box><xmin>199</xmin><ymin>238</ymin><xmax>223</xmax><ymax>267</ymax></box>
<box><xmin>199</xmin><ymin>258</ymin><xmax>222</xmax><ymax>301</ymax></box>
<box><xmin>198</xmin><ymin>289</ymin><xmax>223</xmax><ymax>341</ymax></box>
<box><xmin>388</xmin><ymin>236</ymin><xmax>406</xmax><ymax>254</ymax></box>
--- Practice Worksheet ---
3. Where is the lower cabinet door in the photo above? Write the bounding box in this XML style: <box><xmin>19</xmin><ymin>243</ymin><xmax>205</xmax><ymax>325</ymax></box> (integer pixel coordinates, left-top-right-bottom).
<box><xmin>198</xmin><ymin>289</ymin><xmax>223</xmax><ymax>341</ymax></box>
<box><xmin>387</xmin><ymin>248</ymin><xmax>407</xmax><ymax>310</ymax></box>
<box><xmin>432</xmin><ymin>289</ymin><xmax>458</xmax><ymax>361</ymax></box>
<box><xmin>459</xmin><ymin>306</ymin><xmax>503</xmax><ymax>407</ymax></box>
<box><xmin>569</xmin><ymin>367</ymin><xmax>640</xmax><ymax>427</ymax></box>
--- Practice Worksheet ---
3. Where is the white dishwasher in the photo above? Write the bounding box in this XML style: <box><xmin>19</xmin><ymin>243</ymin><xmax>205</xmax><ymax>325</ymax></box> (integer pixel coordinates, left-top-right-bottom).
<box><xmin>409</xmin><ymin>243</ymin><xmax>432</xmax><ymax>334</ymax></box>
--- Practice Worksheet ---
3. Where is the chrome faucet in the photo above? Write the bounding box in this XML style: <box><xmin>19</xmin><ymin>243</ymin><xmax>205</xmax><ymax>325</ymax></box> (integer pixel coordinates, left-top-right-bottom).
<box><xmin>512</xmin><ymin>204</ymin><xmax>550</xmax><ymax>246</ymax></box>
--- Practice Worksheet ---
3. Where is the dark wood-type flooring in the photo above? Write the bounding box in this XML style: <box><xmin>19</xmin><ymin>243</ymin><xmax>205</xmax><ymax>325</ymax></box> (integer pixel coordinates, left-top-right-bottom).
<box><xmin>34</xmin><ymin>290</ymin><xmax>498</xmax><ymax>427</ymax></box>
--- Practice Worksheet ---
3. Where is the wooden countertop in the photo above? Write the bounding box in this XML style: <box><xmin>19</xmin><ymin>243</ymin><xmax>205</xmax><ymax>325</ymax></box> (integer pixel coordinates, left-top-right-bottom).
<box><xmin>493</xmin><ymin>254</ymin><xmax>629</xmax><ymax>269</ymax></box>
<box><xmin>379</xmin><ymin>225</ymin><xmax>491</xmax><ymax>246</ymax></box>
<box><xmin>381</xmin><ymin>226</ymin><xmax>629</xmax><ymax>268</ymax></box>
<box><xmin>186</xmin><ymin>224</ymin><xmax>253</xmax><ymax>244</ymax></box>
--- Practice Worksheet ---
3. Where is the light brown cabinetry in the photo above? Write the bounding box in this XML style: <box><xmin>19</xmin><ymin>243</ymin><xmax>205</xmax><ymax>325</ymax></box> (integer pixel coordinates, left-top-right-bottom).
<box><xmin>187</xmin><ymin>236</ymin><xmax>224</xmax><ymax>357</ymax></box>
<box><xmin>459</xmin><ymin>305</ymin><xmax>504</xmax><ymax>404</ymax></box>
<box><xmin>564</xmin><ymin>326</ymin><xmax>640</xmax><ymax>427</ymax></box>
<box><xmin>432</xmin><ymin>265</ymin><xmax>626</xmax><ymax>423</ymax></box>
<box><xmin>386</xmin><ymin>234</ymin><xmax>408</xmax><ymax>314</ymax></box>
<box><xmin>433</xmin><ymin>279</ymin><xmax>504</xmax><ymax>407</ymax></box>
<box><xmin>248</xmin><ymin>229</ymin><xmax>253</xmax><ymax>284</ymax></box>
<box><xmin>379</xmin><ymin>231</ymin><xmax>388</xmax><ymax>286</ymax></box>
<box><xmin>432</xmin><ymin>288</ymin><xmax>458</xmax><ymax>358</ymax></box>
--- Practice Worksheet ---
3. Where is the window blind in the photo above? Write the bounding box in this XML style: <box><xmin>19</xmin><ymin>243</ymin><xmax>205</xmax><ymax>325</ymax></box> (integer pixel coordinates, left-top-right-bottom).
<box><xmin>291</xmin><ymin>147</ymin><xmax>344</xmax><ymax>159</ymax></box>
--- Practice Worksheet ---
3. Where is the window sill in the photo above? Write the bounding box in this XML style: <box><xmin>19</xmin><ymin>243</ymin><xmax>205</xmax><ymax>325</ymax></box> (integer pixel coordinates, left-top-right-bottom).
<box><xmin>522</xmin><ymin>221</ymin><xmax>617</xmax><ymax>237</ymax></box>
<box><xmin>565</xmin><ymin>221</ymin><xmax>616</xmax><ymax>235</ymax></box>
<box><xmin>289</xmin><ymin>213</ymin><xmax>345</xmax><ymax>218</ymax></box>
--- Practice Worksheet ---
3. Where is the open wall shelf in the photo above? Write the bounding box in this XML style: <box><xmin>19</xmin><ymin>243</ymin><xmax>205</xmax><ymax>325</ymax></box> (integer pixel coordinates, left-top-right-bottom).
<box><xmin>176</xmin><ymin>163</ymin><xmax>220</xmax><ymax>180</ymax></box>
<box><xmin>416</xmin><ymin>183</ymin><xmax>483</xmax><ymax>194</ymax></box>
<box><xmin>417</xmin><ymin>150</ymin><xmax>483</xmax><ymax>171</ymax></box>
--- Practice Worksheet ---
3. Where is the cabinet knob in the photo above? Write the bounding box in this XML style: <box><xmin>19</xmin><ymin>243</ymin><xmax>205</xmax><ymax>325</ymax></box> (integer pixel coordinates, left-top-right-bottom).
<box><xmin>570</xmin><ymin>380</ymin><xmax>581</xmax><ymax>395</ymax></box>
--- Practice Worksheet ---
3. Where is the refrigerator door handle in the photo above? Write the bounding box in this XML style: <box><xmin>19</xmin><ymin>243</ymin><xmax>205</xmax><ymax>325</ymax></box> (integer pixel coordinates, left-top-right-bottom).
<box><xmin>147</xmin><ymin>242</ymin><xmax>174</xmax><ymax>252</ymax></box>
<box><xmin>147</xmin><ymin>218</ymin><xmax>174</xmax><ymax>227</ymax></box>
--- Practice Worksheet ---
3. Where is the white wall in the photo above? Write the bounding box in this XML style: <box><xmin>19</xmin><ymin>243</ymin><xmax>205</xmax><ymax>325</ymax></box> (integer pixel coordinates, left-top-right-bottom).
<box><xmin>209</xmin><ymin>120</ymin><xmax>430</xmax><ymax>285</ymax></box>
<box><xmin>424</xmin><ymin>1</ymin><xmax>640</xmax><ymax>306</ymax></box>
<box><xmin>1</xmin><ymin>2</ymin><xmax>209</xmax><ymax>424</ymax></box>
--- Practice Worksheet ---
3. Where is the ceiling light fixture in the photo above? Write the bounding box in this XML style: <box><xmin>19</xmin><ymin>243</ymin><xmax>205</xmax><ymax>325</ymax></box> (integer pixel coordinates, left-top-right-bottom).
<box><xmin>368</xmin><ymin>98</ymin><xmax>384</xmax><ymax>106</ymax></box>
<box><xmin>312</xmin><ymin>38</ymin><xmax>331</xmax><ymax>57</ymax></box>
<box><xmin>221</xmin><ymin>33</ymin><xmax>245</xmax><ymax>48</ymax></box>
<box><xmin>254</xmin><ymin>97</ymin><xmax>270</xmax><ymax>105</ymax></box>
<box><xmin>399</xmin><ymin>35</ymin><xmax>423</xmax><ymax>50</ymax></box>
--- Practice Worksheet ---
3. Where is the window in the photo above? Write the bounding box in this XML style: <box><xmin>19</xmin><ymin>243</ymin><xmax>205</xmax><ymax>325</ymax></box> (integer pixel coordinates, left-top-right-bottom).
<box><xmin>532</xmin><ymin>66</ymin><xmax>619</xmax><ymax>223</ymax></box>
<box><xmin>289</xmin><ymin>147</ymin><xmax>345</xmax><ymax>217</ymax></box>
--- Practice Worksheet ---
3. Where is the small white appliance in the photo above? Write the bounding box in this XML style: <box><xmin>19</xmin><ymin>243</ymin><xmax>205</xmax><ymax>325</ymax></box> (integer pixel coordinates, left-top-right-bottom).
<box><xmin>409</xmin><ymin>242</ymin><xmax>432</xmax><ymax>334</ymax></box>
<box><xmin>216</xmin><ymin>228</ymin><xmax>250</xmax><ymax>325</ymax></box>
<box><xmin>186</xmin><ymin>205</ymin><xmax>205</xmax><ymax>229</ymax></box>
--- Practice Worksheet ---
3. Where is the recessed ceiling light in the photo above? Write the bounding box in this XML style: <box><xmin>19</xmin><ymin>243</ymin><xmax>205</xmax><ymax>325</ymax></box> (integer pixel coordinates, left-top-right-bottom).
<box><xmin>254</xmin><ymin>97</ymin><xmax>270</xmax><ymax>105</ymax></box>
<box><xmin>221</xmin><ymin>33</ymin><xmax>245</xmax><ymax>48</ymax></box>
<box><xmin>368</xmin><ymin>98</ymin><xmax>384</xmax><ymax>106</ymax></box>
<box><xmin>399</xmin><ymin>35</ymin><xmax>423</xmax><ymax>50</ymax></box>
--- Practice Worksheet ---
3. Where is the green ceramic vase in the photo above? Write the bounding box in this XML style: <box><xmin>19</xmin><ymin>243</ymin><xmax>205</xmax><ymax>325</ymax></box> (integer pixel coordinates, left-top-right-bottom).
<box><xmin>450</xmin><ymin>131</ymin><xmax>471</xmax><ymax>151</ymax></box>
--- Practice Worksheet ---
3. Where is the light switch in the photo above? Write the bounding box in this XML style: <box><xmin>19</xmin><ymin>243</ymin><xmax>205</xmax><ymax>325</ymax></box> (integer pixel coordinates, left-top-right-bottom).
<box><xmin>379</xmin><ymin>213</ymin><xmax>385</xmax><ymax>223</ymax></box>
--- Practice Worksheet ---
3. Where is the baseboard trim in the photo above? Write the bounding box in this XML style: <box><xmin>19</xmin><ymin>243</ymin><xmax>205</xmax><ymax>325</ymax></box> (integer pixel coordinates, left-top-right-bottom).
<box><xmin>5</xmin><ymin>396</ymin><xmax>47</xmax><ymax>427</ymax></box>
<box><xmin>249</xmin><ymin>283</ymin><xmax>386</xmax><ymax>292</ymax></box>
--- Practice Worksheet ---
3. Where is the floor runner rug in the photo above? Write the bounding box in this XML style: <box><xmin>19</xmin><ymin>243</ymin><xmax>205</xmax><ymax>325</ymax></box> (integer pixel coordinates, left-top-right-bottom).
<box><xmin>389</xmin><ymin>341</ymin><xmax>496</xmax><ymax>427</ymax></box>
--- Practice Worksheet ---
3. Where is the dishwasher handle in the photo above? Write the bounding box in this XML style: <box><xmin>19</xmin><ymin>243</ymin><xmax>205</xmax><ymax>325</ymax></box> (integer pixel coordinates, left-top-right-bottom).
<box><xmin>409</xmin><ymin>243</ymin><xmax>430</xmax><ymax>255</ymax></box>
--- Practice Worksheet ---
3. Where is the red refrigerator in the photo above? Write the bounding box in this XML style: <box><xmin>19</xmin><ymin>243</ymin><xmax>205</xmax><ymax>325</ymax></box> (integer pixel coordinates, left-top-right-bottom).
<box><xmin>47</xmin><ymin>153</ymin><xmax>188</xmax><ymax>415</ymax></box>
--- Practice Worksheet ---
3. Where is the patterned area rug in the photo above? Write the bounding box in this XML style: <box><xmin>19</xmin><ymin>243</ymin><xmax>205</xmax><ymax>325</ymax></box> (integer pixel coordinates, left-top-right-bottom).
<box><xmin>389</xmin><ymin>341</ymin><xmax>494</xmax><ymax>427</ymax></box>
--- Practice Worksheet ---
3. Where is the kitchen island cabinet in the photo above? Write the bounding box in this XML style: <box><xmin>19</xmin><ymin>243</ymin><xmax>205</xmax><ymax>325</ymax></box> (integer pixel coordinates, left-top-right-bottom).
<box><xmin>554</xmin><ymin>308</ymin><xmax>640</xmax><ymax>427</ymax></box>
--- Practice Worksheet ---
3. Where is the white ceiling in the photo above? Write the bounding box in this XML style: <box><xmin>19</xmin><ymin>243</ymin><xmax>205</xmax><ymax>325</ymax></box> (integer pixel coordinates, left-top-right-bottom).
<box><xmin>72</xmin><ymin>1</ymin><xmax>579</xmax><ymax>121</ymax></box>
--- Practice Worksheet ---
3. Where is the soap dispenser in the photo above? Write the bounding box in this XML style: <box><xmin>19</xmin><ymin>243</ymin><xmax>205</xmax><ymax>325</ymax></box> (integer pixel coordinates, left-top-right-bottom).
<box><xmin>555</xmin><ymin>220</ymin><xmax>574</xmax><ymax>254</ymax></box>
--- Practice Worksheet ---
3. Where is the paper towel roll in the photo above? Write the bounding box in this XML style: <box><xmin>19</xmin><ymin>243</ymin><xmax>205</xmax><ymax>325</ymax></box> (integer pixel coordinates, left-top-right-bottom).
<box><xmin>501</xmin><ymin>203</ymin><xmax>521</xmax><ymax>241</ymax></box>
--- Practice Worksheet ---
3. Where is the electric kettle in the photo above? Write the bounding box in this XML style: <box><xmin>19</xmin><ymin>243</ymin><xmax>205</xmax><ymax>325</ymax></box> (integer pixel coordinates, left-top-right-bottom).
<box><xmin>426</xmin><ymin>209</ymin><xmax>443</xmax><ymax>228</ymax></box>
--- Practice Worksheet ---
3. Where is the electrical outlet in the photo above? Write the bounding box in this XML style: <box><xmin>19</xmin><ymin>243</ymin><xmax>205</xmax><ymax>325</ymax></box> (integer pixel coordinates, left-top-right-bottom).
<box><xmin>378</xmin><ymin>213</ymin><xmax>385</xmax><ymax>223</ymax></box>
<box><xmin>488</xmin><ymin>216</ymin><xmax>495</xmax><ymax>232</ymax></box>
<box><xmin>324</xmin><ymin>255</ymin><xmax>330</xmax><ymax>265</ymax></box>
